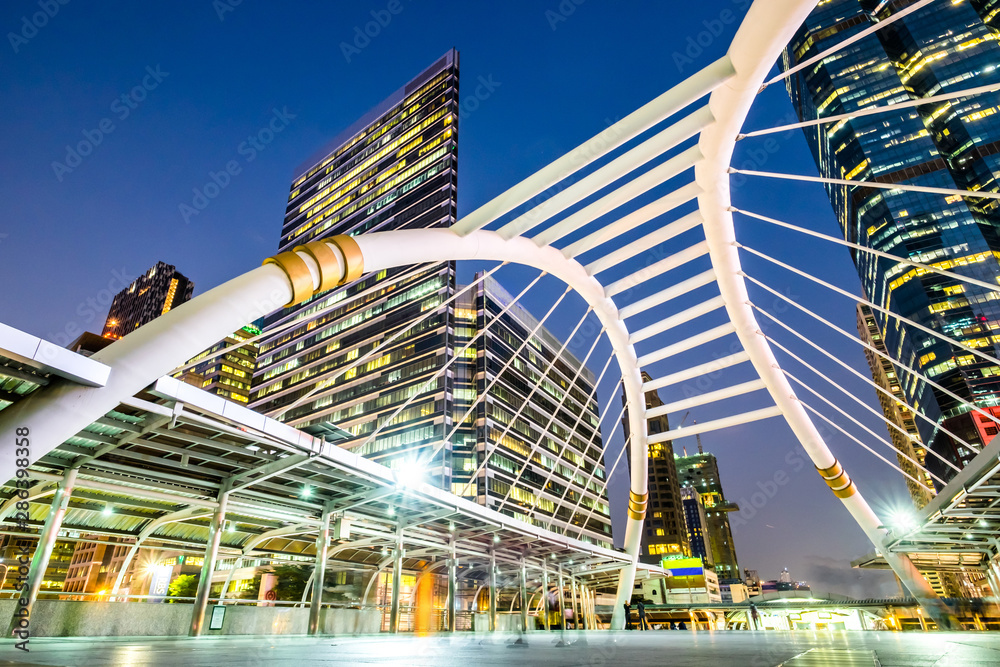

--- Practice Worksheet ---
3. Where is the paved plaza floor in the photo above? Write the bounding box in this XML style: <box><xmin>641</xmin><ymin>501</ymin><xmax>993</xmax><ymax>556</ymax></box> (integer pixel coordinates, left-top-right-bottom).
<box><xmin>4</xmin><ymin>630</ymin><xmax>1000</xmax><ymax>666</ymax></box>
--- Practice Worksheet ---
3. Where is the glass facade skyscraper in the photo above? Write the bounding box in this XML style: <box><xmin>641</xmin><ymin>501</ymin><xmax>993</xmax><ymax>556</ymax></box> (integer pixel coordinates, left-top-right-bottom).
<box><xmin>782</xmin><ymin>1</ymin><xmax>1000</xmax><ymax>487</ymax></box>
<box><xmin>462</xmin><ymin>274</ymin><xmax>611</xmax><ymax>547</ymax></box>
<box><xmin>247</xmin><ymin>52</ymin><xmax>611</xmax><ymax>546</ymax></box>
<box><xmin>250</xmin><ymin>51</ymin><xmax>460</xmax><ymax>487</ymax></box>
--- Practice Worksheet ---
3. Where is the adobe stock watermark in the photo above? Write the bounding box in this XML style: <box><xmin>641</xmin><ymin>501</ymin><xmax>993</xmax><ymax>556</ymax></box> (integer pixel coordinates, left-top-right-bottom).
<box><xmin>46</xmin><ymin>267</ymin><xmax>136</xmax><ymax>349</ymax></box>
<box><xmin>213</xmin><ymin>0</ymin><xmax>242</xmax><ymax>21</ymax></box>
<box><xmin>179</xmin><ymin>107</ymin><xmax>296</xmax><ymax>224</ymax></box>
<box><xmin>545</xmin><ymin>0</ymin><xmax>585</xmax><ymax>31</ymax></box>
<box><xmin>51</xmin><ymin>65</ymin><xmax>170</xmax><ymax>182</ymax></box>
<box><xmin>7</xmin><ymin>0</ymin><xmax>70</xmax><ymax>54</ymax></box>
<box><xmin>340</xmin><ymin>0</ymin><xmax>406</xmax><ymax>63</ymax></box>
<box><xmin>729</xmin><ymin>449</ymin><xmax>806</xmax><ymax>529</ymax></box>
<box><xmin>671</xmin><ymin>0</ymin><xmax>751</xmax><ymax>73</ymax></box>
<box><xmin>459</xmin><ymin>75</ymin><xmax>501</xmax><ymax>120</ymax></box>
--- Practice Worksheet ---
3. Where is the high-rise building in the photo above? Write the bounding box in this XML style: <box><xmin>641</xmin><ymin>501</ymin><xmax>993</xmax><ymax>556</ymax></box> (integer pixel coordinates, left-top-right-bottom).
<box><xmin>680</xmin><ymin>486</ymin><xmax>713</xmax><ymax>567</ymax></box>
<box><xmin>61</xmin><ymin>538</ymin><xmax>131</xmax><ymax>598</ymax></box>
<box><xmin>621</xmin><ymin>372</ymin><xmax>690</xmax><ymax>564</ymax></box>
<box><xmin>247</xmin><ymin>52</ymin><xmax>613</xmax><ymax>546</ymax></box>
<box><xmin>102</xmin><ymin>262</ymin><xmax>194</xmax><ymax>339</ymax></box>
<box><xmin>856</xmin><ymin>303</ymin><xmax>936</xmax><ymax>508</ymax></box>
<box><xmin>250</xmin><ymin>50</ymin><xmax>461</xmax><ymax>488</ymax></box>
<box><xmin>0</xmin><ymin>536</ymin><xmax>74</xmax><ymax>596</ymax></box>
<box><xmin>463</xmin><ymin>273</ymin><xmax>611</xmax><ymax>547</ymax></box>
<box><xmin>675</xmin><ymin>450</ymin><xmax>741</xmax><ymax>582</ymax></box>
<box><xmin>180</xmin><ymin>323</ymin><xmax>261</xmax><ymax>404</ymax></box>
<box><xmin>782</xmin><ymin>1</ymin><xmax>1000</xmax><ymax>488</ymax></box>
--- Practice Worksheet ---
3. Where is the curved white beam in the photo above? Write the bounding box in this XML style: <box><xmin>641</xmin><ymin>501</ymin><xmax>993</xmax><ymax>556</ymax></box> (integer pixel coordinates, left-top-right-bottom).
<box><xmin>697</xmin><ymin>0</ymin><xmax>945</xmax><ymax>617</ymax></box>
<box><xmin>0</xmin><ymin>265</ymin><xmax>296</xmax><ymax>485</ymax></box>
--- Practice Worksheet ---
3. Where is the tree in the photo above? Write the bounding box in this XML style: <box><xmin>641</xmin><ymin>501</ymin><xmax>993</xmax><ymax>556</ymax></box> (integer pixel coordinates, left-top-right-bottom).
<box><xmin>168</xmin><ymin>574</ymin><xmax>199</xmax><ymax>602</ymax></box>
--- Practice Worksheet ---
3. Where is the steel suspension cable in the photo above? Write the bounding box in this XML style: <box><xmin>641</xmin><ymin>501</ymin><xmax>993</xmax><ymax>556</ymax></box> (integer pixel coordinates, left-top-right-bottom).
<box><xmin>356</xmin><ymin>272</ymin><xmax>554</xmax><ymax>460</ymax></box>
<box><xmin>795</xmin><ymin>392</ymin><xmax>935</xmax><ymax>489</ymax></box>
<box><xmin>272</xmin><ymin>262</ymin><xmax>510</xmax><ymax>421</ymax></box>
<box><xmin>738</xmin><ymin>243</ymin><xmax>1000</xmax><ymax>370</ymax></box>
<box><xmin>494</xmin><ymin>320</ymin><xmax>607</xmax><ymax>514</ymax></box>
<box><xmin>420</xmin><ymin>285</ymin><xmax>586</xmax><ymax>473</ymax></box>
<box><xmin>761</xmin><ymin>326</ymin><xmax>953</xmax><ymax>482</ymax></box>
<box><xmin>569</xmin><ymin>410</ymin><xmax>631</xmax><ymax>541</ymax></box>
<box><xmin>734</xmin><ymin>208</ymin><xmax>1000</xmax><ymax>294</ymax></box>
<box><xmin>453</xmin><ymin>287</ymin><xmax>586</xmax><ymax>496</ymax></box>
<box><xmin>730</xmin><ymin>168</ymin><xmax>1000</xmax><ymax>202</ymax></box>
<box><xmin>761</xmin><ymin>0</ymin><xmax>936</xmax><ymax>89</ymax></box>
<box><xmin>740</xmin><ymin>82</ymin><xmax>1000</xmax><ymax>139</ymax></box>
<box><xmin>539</xmin><ymin>377</ymin><xmax>626</xmax><ymax>534</ymax></box>
<box><xmin>781</xmin><ymin>367</ymin><xmax>942</xmax><ymax>486</ymax></box>
<box><xmin>744</xmin><ymin>271</ymin><xmax>1000</xmax><ymax>434</ymax></box>
<box><xmin>751</xmin><ymin>303</ymin><xmax>968</xmax><ymax>471</ymax></box>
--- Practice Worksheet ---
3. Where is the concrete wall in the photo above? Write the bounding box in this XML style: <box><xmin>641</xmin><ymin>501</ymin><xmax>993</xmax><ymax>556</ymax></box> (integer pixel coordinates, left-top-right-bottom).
<box><xmin>0</xmin><ymin>600</ymin><xmax>380</xmax><ymax>638</ymax></box>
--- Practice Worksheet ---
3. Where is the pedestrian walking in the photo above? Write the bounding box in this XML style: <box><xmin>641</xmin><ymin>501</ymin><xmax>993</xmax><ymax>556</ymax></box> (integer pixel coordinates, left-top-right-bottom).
<box><xmin>637</xmin><ymin>600</ymin><xmax>649</xmax><ymax>631</ymax></box>
<box><xmin>623</xmin><ymin>601</ymin><xmax>633</xmax><ymax>630</ymax></box>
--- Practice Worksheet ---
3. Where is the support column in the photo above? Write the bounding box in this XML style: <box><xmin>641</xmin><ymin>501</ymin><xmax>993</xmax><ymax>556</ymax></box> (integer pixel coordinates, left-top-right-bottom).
<box><xmin>489</xmin><ymin>548</ymin><xmax>497</xmax><ymax>632</ymax></box>
<box><xmin>542</xmin><ymin>563</ymin><xmax>550</xmax><ymax>631</ymax></box>
<box><xmin>308</xmin><ymin>507</ymin><xmax>332</xmax><ymax>635</ymax></box>
<box><xmin>218</xmin><ymin>556</ymin><xmax>243</xmax><ymax>603</ymax></box>
<box><xmin>519</xmin><ymin>559</ymin><xmax>529</xmax><ymax>632</ymax></box>
<box><xmin>557</xmin><ymin>567</ymin><xmax>566</xmax><ymax>631</ymax></box>
<box><xmin>7</xmin><ymin>468</ymin><xmax>77</xmax><ymax>637</ymax></box>
<box><xmin>389</xmin><ymin>526</ymin><xmax>404</xmax><ymax>633</ymax></box>
<box><xmin>986</xmin><ymin>561</ymin><xmax>1000</xmax><ymax>600</ymax></box>
<box><xmin>189</xmin><ymin>490</ymin><xmax>229</xmax><ymax>636</ymax></box>
<box><xmin>447</xmin><ymin>538</ymin><xmax>457</xmax><ymax>632</ymax></box>
<box><xmin>110</xmin><ymin>542</ymin><xmax>141</xmax><ymax>598</ymax></box>
<box><xmin>570</xmin><ymin>577</ymin><xmax>579</xmax><ymax>630</ymax></box>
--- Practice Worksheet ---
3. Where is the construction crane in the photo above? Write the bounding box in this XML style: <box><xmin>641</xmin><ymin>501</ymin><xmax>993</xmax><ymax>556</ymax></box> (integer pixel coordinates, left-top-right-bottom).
<box><xmin>677</xmin><ymin>411</ymin><xmax>704</xmax><ymax>456</ymax></box>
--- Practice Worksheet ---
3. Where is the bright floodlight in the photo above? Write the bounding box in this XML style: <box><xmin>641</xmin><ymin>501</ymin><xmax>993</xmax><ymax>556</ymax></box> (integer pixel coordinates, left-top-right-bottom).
<box><xmin>885</xmin><ymin>507</ymin><xmax>918</xmax><ymax>533</ymax></box>
<box><xmin>395</xmin><ymin>464</ymin><xmax>424</xmax><ymax>489</ymax></box>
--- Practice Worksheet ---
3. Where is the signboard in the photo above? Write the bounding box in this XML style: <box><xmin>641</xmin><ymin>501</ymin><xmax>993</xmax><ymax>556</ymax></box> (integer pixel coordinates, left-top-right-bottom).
<box><xmin>147</xmin><ymin>565</ymin><xmax>173</xmax><ymax>603</ymax></box>
<box><xmin>258</xmin><ymin>572</ymin><xmax>277</xmax><ymax>607</ymax></box>
<box><xmin>661</xmin><ymin>557</ymin><xmax>705</xmax><ymax>577</ymax></box>
<box><xmin>209</xmin><ymin>605</ymin><xmax>226</xmax><ymax>630</ymax></box>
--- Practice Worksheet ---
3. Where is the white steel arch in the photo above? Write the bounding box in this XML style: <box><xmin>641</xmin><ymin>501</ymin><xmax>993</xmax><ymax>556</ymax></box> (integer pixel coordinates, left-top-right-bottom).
<box><xmin>0</xmin><ymin>0</ymin><xmax>955</xmax><ymax>631</ymax></box>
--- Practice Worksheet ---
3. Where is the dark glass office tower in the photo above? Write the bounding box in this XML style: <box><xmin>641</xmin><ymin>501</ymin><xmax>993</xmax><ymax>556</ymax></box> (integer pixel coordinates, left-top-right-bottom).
<box><xmin>622</xmin><ymin>374</ymin><xmax>690</xmax><ymax>564</ymax></box>
<box><xmin>250</xmin><ymin>51</ymin><xmax>460</xmax><ymax>488</ymax></box>
<box><xmin>782</xmin><ymin>1</ymin><xmax>1000</xmax><ymax>486</ymax></box>
<box><xmin>102</xmin><ymin>262</ymin><xmax>194</xmax><ymax>339</ymax></box>
<box><xmin>675</xmin><ymin>450</ymin><xmax>740</xmax><ymax>582</ymax></box>
<box><xmin>464</xmin><ymin>273</ymin><xmax>612</xmax><ymax>548</ymax></box>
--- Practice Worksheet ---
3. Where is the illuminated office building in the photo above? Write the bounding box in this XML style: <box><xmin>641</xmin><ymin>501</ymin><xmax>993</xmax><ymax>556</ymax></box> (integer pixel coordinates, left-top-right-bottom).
<box><xmin>180</xmin><ymin>323</ymin><xmax>261</xmax><ymax>404</ymax></box>
<box><xmin>250</xmin><ymin>51</ymin><xmax>461</xmax><ymax>488</ymax></box>
<box><xmin>461</xmin><ymin>273</ymin><xmax>611</xmax><ymax>547</ymax></box>
<box><xmin>102</xmin><ymin>262</ymin><xmax>193</xmax><ymax>339</ymax></box>
<box><xmin>676</xmin><ymin>450</ymin><xmax>741</xmax><ymax>582</ymax></box>
<box><xmin>783</xmin><ymin>1</ymin><xmax>1000</xmax><ymax>486</ymax></box>
<box><xmin>856</xmin><ymin>303</ymin><xmax>936</xmax><ymax>508</ymax></box>
<box><xmin>621</xmin><ymin>373</ymin><xmax>690</xmax><ymax>564</ymax></box>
